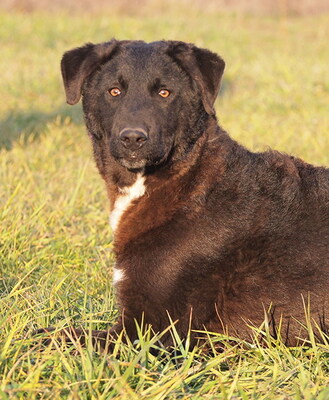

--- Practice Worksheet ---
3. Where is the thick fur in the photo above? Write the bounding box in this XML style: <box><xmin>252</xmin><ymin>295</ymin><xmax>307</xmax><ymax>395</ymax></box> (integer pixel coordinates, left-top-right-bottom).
<box><xmin>59</xmin><ymin>39</ymin><xmax>329</xmax><ymax>351</ymax></box>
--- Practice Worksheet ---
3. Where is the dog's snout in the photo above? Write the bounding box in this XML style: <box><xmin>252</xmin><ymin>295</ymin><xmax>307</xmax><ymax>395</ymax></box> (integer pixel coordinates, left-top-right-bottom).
<box><xmin>119</xmin><ymin>129</ymin><xmax>148</xmax><ymax>150</ymax></box>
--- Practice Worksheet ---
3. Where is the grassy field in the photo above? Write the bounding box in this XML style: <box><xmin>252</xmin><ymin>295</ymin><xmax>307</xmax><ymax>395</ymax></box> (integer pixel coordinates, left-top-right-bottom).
<box><xmin>0</xmin><ymin>6</ymin><xmax>329</xmax><ymax>399</ymax></box>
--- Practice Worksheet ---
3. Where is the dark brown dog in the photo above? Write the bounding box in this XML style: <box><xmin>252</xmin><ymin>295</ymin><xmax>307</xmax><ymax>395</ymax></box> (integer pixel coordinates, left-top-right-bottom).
<box><xmin>55</xmin><ymin>39</ymin><xmax>329</xmax><ymax>350</ymax></box>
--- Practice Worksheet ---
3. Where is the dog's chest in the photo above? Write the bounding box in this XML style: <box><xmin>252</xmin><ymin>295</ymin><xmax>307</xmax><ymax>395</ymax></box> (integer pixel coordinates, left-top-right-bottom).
<box><xmin>109</xmin><ymin>174</ymin><xmax>147</xmax><ymax>286</ymax></box>
<box><xmin>109</xmin><ymin>173</ymin><xmax>146</xmax><ymax>234</ymax></box>
<box><xmin>108</xmin><ymin>170</ymin><xmax>193</xmax><ymax>287</ymax></box>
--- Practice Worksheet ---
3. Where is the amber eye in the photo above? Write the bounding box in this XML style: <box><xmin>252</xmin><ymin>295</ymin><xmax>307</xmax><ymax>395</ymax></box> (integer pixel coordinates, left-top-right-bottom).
<box><xmin>109</xmin><ymin>87</ymin><xmax>122</xmax><ymax>97</ymax></box>
<box><xmin>158</xmin><ymin>89</ymin><xmax>170</xmax><ymax>98</ymax></box>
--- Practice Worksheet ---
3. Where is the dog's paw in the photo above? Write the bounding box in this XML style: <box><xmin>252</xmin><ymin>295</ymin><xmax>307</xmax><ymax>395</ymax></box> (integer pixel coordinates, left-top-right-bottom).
<box><xmin>32</xmin><ymin>327</ymin><xmax>83</xmax><ymax>351</ymax></box>
<box><xmin>32</xmin><ymin>326</ymin><xmax>113</xmax><ymax>353</ymax></box>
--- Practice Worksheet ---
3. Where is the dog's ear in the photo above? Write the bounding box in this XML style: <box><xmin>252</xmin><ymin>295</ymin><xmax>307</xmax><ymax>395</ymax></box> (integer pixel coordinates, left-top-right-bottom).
<box><xmin>61</xmin><ymin>40</ymin><xmax>119</xmax><ymax>105</ymax></box>
<box><xmin>167</xmin><ymin>42</ymin><xmax>225</xmax><ymax>115</ymax></box>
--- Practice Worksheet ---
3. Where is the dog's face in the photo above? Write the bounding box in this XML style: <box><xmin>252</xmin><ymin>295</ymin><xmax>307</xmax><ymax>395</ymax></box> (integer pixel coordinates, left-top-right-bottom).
<box><xmin>83</xmin><ymin>42</ymin><xmax>196</xmax><ymax>170</ymax></box>
<box><xmin>61</xmin><ymin>40</ymin><xmax>225</xmax><ymax>171</ymax></box>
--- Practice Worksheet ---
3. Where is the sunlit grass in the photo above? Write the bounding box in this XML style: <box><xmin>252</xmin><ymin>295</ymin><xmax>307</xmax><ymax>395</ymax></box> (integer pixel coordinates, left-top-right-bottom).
<box><xmin>0</xmin><ymin>7</ymin><xmax>329</xmax><ymax>399</ymax></box>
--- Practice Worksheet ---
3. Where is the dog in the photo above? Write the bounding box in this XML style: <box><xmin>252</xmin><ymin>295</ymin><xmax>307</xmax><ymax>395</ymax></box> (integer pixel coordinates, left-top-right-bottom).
<box><xmin>52</xmin><ymin>39</ymin><xmax>329</xmax><ymax>351</ymax></box>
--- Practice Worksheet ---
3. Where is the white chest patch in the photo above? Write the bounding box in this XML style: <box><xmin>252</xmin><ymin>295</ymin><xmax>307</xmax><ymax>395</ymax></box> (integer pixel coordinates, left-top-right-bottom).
<box><xmin>112</xmin><ymin>267</ymin><xmax>125</xmax><ymax>285</ymax></box>
<box><xmin>109</xmin><ymin>173</ymin><xmax>146</xmax><ymax>233</ymax></box>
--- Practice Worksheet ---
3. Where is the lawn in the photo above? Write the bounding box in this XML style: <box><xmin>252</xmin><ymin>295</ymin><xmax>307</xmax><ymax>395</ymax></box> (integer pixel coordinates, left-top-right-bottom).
<box><xmin>0</xmin><ymin>5</ymin><xmax>329</xmax><ymax>399</ymax></box>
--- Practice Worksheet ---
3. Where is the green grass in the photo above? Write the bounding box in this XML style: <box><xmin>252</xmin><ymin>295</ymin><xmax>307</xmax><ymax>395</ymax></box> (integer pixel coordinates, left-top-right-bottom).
<box><xmin>1</xmin><ymin>6</ymin><xmax>329</xmax><ymax>399</ymax></box>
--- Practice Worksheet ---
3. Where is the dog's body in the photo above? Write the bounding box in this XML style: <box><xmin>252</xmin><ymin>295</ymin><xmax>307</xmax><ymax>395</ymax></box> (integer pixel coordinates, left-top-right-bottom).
<box><xmin>59</xmin><ymin>40</ymin><xmax>329</xmax><ymax>349</ymax></box>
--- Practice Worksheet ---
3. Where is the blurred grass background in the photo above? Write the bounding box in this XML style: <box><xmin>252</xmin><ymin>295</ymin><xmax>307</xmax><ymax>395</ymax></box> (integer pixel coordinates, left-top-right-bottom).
<box><xmin>0</xmin><ymin>1</ymin><xmax>329</xmax><ymax>398</ymax></box>
<box><xmin>1</xmin><ymin>0</ymin><xmax>329</xmax><ymax>15</ymax></box>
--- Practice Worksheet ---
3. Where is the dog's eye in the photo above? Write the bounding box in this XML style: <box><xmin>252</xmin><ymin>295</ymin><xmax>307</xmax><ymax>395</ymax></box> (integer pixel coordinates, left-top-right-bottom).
<box><xmin>158</xmin><ymin>89</ymin><xmax>171</xmax><ymax>98</ymax></box>
<box><xmin>109</xmin><ymin>88</ymin><xmax>122</xmax><ymax>97</ymax></box>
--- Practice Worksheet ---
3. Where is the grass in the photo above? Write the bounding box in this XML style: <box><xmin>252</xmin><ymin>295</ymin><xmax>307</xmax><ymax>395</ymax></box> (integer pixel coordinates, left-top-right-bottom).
<box><xmin>0</xmin><ymin>6</ymin><xmax>329</xmax><ymax>399</ymax></box>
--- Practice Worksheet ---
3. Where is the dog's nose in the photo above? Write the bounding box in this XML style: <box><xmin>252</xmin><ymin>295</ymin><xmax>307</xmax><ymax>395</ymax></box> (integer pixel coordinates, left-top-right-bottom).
<box><xmin>119</xmin><ymin>129</ymin><xmax>148</xmax><ymax>150</ymax></box>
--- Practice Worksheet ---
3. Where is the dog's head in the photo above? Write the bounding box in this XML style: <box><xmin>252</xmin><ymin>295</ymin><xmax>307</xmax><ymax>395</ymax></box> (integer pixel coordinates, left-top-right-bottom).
<box><xmin>61</xmin><ymin>40</ymin><xmax>225</xmax><ymax>171</ymax></box>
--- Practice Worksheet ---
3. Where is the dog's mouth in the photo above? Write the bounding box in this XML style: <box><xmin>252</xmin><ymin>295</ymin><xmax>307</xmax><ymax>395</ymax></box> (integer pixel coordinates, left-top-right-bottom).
<box><xmin>119</xmin><ymin>156</ymin><xmax>148</xmax><ymax>170</ymax></box>
<box><xmin>116</xmin><ymin>150</ymin><xmax>171</xmax><ymax>171</ymax></box>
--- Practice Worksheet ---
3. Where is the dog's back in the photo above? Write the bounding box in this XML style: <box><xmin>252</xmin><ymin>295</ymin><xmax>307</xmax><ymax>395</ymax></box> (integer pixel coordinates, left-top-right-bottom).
<box><xmin>197</xmin><ymin>129</ymin><xmax>329</xmax><ymax>344</ymax></box>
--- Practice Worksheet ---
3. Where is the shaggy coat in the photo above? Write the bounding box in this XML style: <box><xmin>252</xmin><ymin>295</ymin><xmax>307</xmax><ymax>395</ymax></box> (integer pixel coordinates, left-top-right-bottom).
<box><xmin>58</xmin><ymin>39</ymin><xmax>329</xmax><ymax>350</ymax></box>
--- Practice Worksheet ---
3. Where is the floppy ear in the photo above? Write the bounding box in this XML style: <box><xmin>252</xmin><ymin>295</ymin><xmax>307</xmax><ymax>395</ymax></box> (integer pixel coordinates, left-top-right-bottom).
<box><xmin>61</xmin><ymin>40</ymin><xmax>119</xmax><ymax>105</ymax></box>
<box><xmin>167</xmin><ymin>42</ymin><xmax>225</xmax><ymax>115</ymax></box>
